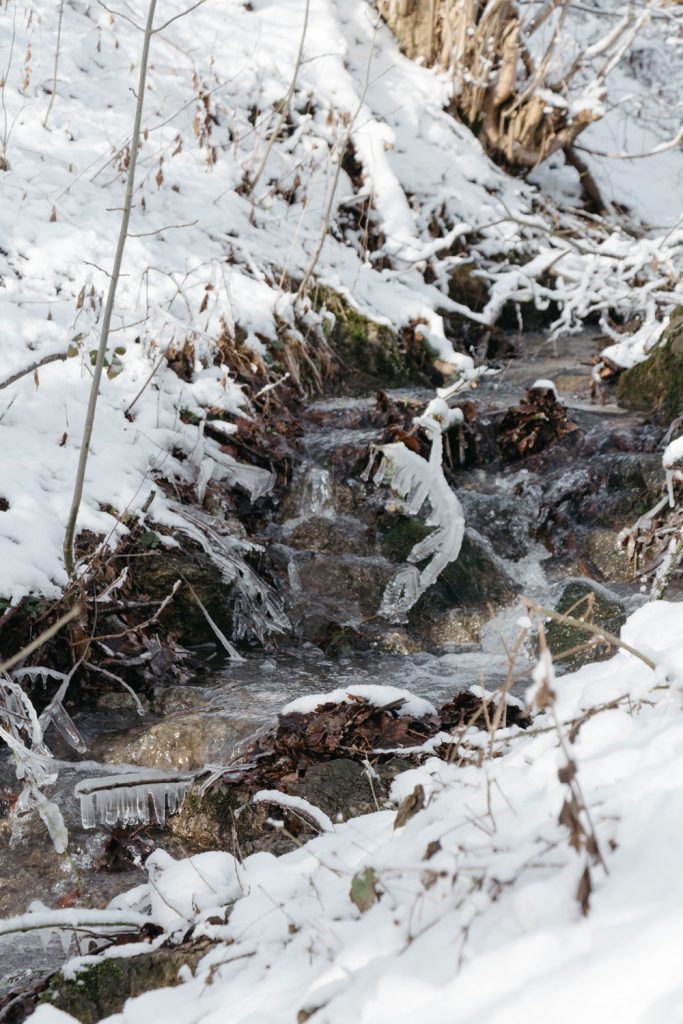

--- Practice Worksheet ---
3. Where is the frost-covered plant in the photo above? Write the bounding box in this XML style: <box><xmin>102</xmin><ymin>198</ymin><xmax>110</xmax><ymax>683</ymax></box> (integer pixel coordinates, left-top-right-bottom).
<box><xmin>372</xmin><ymin>386</ymin><xmax>469</xmax><ymax>622</ymax></box>
<box><xmin>0</xmin><ymin>671</ymin><xmax>73</xmax><ymax>854</ymax></box>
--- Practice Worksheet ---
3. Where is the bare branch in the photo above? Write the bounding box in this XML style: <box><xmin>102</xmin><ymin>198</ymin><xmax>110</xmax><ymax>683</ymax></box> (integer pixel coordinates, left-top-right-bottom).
<box><xmin>0</xmin><ymin>351</ymin><xmax>70</xmax><ymax>392</ymax></box>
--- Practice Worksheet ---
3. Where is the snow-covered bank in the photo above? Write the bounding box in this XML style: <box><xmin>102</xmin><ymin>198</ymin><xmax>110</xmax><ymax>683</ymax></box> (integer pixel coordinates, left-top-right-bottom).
<box><xmin>13</xmin><ymin>599</ymin><xmax>683</xmax><ymax>1023</ymax></box>
<box><xmin>2</xmin><ymin>0</ymin><xmax>683</xmax><ymax>603</ymax></box>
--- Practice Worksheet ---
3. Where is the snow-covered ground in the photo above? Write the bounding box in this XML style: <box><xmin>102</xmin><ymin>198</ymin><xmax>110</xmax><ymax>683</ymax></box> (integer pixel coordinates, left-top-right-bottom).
<box><xmin>3</xmin><ymin>3</ymin><xmax>683</xmax><ymax>1017</ymax></box>
<box><xmin>2</xmin><ymin>0</ymin><xmax>683</xmax><ymax>604</ymax></box>
<box><xmin>10</xmin><ymin>598</ymin><xmax>683</xmax><ymax>1023</ymax></box>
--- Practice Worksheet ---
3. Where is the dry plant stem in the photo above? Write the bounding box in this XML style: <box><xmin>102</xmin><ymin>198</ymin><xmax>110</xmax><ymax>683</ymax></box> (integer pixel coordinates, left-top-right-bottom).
<box><xmin>43</xmin><ymin>0</ymin><xmax>65</xmax><ymax>128</ymax></box>
<box><xmin>529</xmin><ymin>602</ymin><xmax>656</xmax><ymax>671</ymax></box>
<box><xmin>0</xmin><ymin>604</ymin><xmax>82</xmax><ymax>674</ymax></box>
<box><xmin>0</xmin><ymin>915</ymin><xmax>147</xmax><ymax>938</ymax></box>
<box><xmin>245</xmin><ymin>0</ymin><xmax>310</xmax><ymax>197</ymax></box>
<box><xmin>62</xmin><ymin>0</ymin><xmax>158</xmax><ymax>579</ymax></box>
<box><xmin>552</xmin><ymin>701</ymin><xmax>609</xmax><ymax>875</ymax></box>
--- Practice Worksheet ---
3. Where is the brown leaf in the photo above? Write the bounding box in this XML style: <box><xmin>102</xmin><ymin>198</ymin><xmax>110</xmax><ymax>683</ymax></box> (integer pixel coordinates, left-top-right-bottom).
<box><xmin>394</xmin><ymin>784</ymin><xmax>425</xmax><ymax>829</ymax></box>
<box><xmin>424</xmin><ymin>839</ymin><xmax>442</xmax><ymax>861</ymax></box>
<box><xmin>557</xmin><ymin>760</ymin><xmax>577</xmax><ymax>785</ymax></box>
<box><xmin>576</xmin><ymin>864</ymin><xmax>592</xmax><ymax>916</ymax></box>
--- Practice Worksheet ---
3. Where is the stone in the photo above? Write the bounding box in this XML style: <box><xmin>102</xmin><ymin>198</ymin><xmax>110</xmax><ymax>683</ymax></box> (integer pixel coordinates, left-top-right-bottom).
<box><xmin>546</xmin><ymin>580</ymin><xmax>626</xmax><ymax>672</ymax></box>
<box><xmin>314</xmin><ymin>286</ymin><xmax>412</xmax><ymax>386</ymax></box>
<box><xmin>39</xmin><ymin>945</ymin><xmax>209</xmax><ymax>1024</ymax></box>
<box><xmin>170</xmin><ymin>758</ymin><xmax>402</xmax><ymax>857</ymax></box>
<box><xmin>617</xmin><ymin>306</ymin><xmax>683</xmax><ymax>418</ymax></box>
<box><xmin>581</xmin><ymin>529</ymin><xmax>633</xmax><ymax>583</ymax></box>
<box><xmin>90</xmin><ymin>713</ymin><xmax>259</xmax><ymax>772</ymax></box>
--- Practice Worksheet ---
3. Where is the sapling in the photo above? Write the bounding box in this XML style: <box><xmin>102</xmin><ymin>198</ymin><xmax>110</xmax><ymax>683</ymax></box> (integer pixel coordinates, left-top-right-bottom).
<box><xmin>63</xmin><ymin>0</ymin><xmax>158</xmax><ymax>578</ymax></box>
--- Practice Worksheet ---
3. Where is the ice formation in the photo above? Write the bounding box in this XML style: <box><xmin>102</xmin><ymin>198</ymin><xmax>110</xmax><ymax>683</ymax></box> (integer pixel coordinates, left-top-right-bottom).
<box><xmin>172</xmin><ymin>505</ymin><xmax>290</xmax><ymax>644</ymax></box>
<box><xmin>374</xmin><ymin>396</ymin><xmax>466</xmax><ymax>621</ymax></box>
<box><xmin>74</xmin><ymin>771</ymin><xmax>196</xmax><ymax>829</ymax></box>
<box><xmin>663</xmin><ymin>434</ymin><xmax>683</xmax><ymax>507</ymax></box>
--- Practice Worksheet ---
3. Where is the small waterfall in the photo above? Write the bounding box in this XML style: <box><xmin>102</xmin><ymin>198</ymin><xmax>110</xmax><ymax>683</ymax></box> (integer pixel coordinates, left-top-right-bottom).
<box><xmin>297</xmin><ymin>464</ymin><xmax>333</xmax><ymax>517</ymax></box>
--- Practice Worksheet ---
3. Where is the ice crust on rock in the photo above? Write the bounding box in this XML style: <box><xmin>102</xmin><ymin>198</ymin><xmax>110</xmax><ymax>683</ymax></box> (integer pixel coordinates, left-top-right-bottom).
<box><xmin>74</xmin><ymin>771</ymin><xmax>196</xmax><ymax>829</ymax></box>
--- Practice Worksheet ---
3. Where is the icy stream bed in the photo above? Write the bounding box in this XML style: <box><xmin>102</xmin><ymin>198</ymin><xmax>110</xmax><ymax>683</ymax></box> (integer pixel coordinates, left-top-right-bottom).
<box><xmin>0</xmin><ymin>330</ymin><xmax>661</xmax><ymax>992</ymax></box>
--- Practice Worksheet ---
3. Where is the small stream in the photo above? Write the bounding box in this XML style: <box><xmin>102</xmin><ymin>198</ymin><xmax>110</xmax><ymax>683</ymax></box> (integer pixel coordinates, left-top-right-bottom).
<box><xmin>0</xmin><ymin>330</ymin><xmax>663</xmax><ymax>991</ymax></box>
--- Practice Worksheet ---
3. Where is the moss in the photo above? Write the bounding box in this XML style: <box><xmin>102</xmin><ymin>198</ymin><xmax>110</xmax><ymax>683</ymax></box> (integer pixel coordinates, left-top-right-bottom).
<box><xmin>426</xmin><ymin>536</ymin><xmax>516</xmax><ymax>609</ymax></box>
<box><xmin>617</xmin><ymin>307</ymin><xmax>683</xmax><ymax>418</ymax></box>
<box><xmin>546</xmin><ymin>581</ymin><xmax>626</xmax><ymax>671</ymax></box>
<box><xmin>378</xmin><ymin>512</ymin><xmax>516</xmax><ymax>609</ymax></box>
<box><xmin>448</xmin><ymin>262</ymin><xmax>489</xmax><ymax>312</ymax></box>
<box><xmin>378</xmin><ymin>514</ymin><xmax>432</xmax><ymax>563</ymax></box>
<box><xmin>312</xmin><ymin>286</ymin><xmax>409</xmax><ymax>385</ymax></box>
<box><xmin>39</xmin><ymin>947</ymin><xmax>207</xmax><ymax>1024</ymax></box>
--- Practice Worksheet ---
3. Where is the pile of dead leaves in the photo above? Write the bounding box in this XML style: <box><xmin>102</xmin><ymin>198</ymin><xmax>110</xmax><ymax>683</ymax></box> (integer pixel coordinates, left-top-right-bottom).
<box><xmin>497</xmin><ymin>385</ymin><xmax>579</xmax><ymax>462</ymax></box>
<box><xmin>215</xmin><ymin>689</ymin><xmax>530</xmax><ymax>791</ymax></box>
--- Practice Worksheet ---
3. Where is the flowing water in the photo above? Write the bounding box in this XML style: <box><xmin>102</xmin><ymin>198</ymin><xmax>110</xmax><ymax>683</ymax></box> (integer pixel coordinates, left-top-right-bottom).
<box><xmin>0</xmin><ymin>330</ymin><xmax>661</xmax><ymax>991</ymax></box>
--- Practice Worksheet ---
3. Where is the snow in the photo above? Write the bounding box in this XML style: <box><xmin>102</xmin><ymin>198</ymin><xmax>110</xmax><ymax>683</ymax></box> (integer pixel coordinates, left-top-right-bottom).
<box><xmin>3</xmin><ymin>0</ymin><xmax>683</xmax><ymax>1018</ymax></box>
<box><xmin>18</xmin><ymin>599</ymin><xmax>683</xmax><ymax>1024</ymax></box>
<box><xmin>252</xmin><ymin>790</ymin><xmax>335</xmax><ymax>832</ymax></box>
<box><xmin>1</xmin><ymin>0</ymin><xmax>683</xmax><ymax>605</ymax></box>
<box><xmin>145</xmin><ymin>850</ymin><xmax>242</xmax><ymax>932</ymax></box>
<box><xmin>282</xmin><ymin>685</ymin><xmax>436</xmax><ymax>718</ymax></box>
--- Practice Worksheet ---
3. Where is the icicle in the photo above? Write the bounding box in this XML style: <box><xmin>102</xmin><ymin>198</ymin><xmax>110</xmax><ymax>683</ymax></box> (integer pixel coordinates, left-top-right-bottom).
<box><xmin>75</xmin><ymin>772</ymin><xmax>196</xmax><ymax>829</ymax></box>
<box><xmin>48</xmin><ymin>701</ymin><xmax>87</xmax><ymax>754</ymax></box>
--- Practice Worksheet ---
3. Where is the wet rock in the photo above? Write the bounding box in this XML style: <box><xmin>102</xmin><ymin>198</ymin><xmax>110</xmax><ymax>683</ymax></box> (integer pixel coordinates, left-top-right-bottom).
<box><xmin>581</xmin><ymin>529</ymin><xmax>633</xmax><ymax>583</ymax></box>
<box><xmin>90</xmin><ymin>713</ymin><xmax>258</xmax><ymax>772</ymax></box>
<box><xmin>415</xmin><ymin>608</ymin><xmax>487</xmax><ymax>646</ymax></box>
<box><xmin>288</xmin><ymin>552</ymin><xmax>392</xmax><ymax>640</ymax></box>
<box><xmin>151</xmin><ymin>685</ymin><xmax>212</xmax><ymax>715</ymax></box>
<box><xmin>376</xmin><ymin>630</ymin><xmax>422</xmax><ymax>655</ymax></box>
<box><xmin>38</xmin><ymin>944</ymin><xmax>207</xmax><ymax>1024</ymax></box>
<box><xmin>546</xmin><ymin>581</ymin><xmax>626</xmax><ymax>672</ymax></box>
<box><xmin>415</xmin><ymin>533</ymin><xmax>517</xmax><ymax>611</ymax></box>
<box><xmin>170</xmin><ymin>758</ymin><xmax>397</xmax><ymax>857</ymax></box>
<box><xmin>617</xmin><ymin>307</ymin><xmax>683</xmax><ymax>418</ymax></box>
<box><xmin>133</xmin><ymin>548</ymin><xmax>234</xmax><ymax>647</ymax></box>
<box><xmin>283</xmin><ymin>514</ymin><xmax>371</xmax><ymax>556</ymax></box>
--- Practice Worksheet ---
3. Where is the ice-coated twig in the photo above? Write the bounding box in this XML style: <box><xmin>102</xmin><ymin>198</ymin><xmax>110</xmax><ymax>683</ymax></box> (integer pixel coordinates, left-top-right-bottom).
<box><xmin>374</xmin><ymin>397</ymin><xmax>466</xmax><ymax>621</ymax></box>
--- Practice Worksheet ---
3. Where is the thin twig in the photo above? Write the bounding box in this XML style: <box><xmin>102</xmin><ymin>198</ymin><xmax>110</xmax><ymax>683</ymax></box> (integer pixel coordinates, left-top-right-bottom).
<box><xmin>0</xmin><ymin>605</ymin><xmax>82</xmax><ymax>675</ymax></box>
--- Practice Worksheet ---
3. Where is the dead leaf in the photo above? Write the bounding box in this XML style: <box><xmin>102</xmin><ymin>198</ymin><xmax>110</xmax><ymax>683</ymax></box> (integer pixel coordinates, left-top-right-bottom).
<box><xmin>394</xmin><ymin>783</ymin><xmax>425</xmax><ymax>829</ymax></box>
<box><xmin>350</xmin><ymin>867</ymin><xmax>380</xmax><ymax>913</ymax></box>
